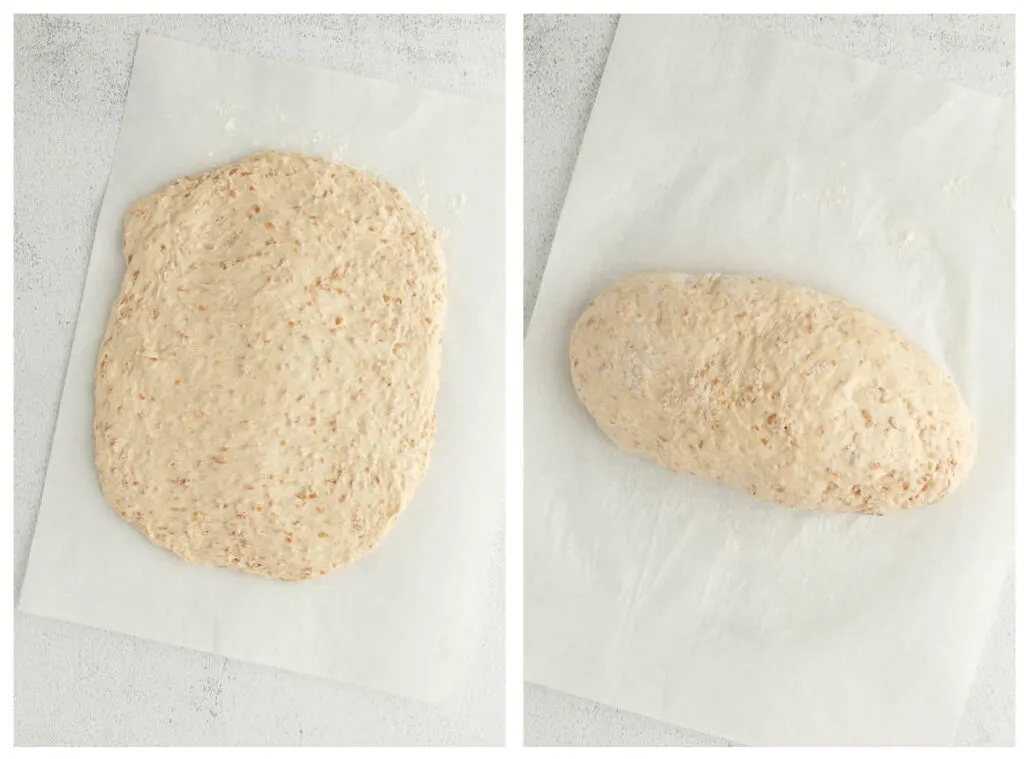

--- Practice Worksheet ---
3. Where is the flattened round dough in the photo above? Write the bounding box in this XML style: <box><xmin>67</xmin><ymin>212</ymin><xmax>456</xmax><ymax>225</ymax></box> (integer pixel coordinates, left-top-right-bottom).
<box><xmin>94</xmin><ymin>151</ymin><xmax>446</xmax><ymax>580</ymax></box>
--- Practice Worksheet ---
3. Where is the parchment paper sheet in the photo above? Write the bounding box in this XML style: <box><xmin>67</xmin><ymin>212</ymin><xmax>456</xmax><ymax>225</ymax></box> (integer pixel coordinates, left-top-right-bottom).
<box><xmin>525</xmin><ymin>16</ymin><xmax>1012</xmax><ymax>746</ymax></box>
<box><xmin>19</xmin><ymin>34</ymin><xmax>504</xmax><ymax>704</ymax></box>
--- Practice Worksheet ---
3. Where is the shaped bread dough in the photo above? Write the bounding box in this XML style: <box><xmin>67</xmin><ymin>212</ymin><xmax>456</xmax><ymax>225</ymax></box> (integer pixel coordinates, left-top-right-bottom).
<box><xmin>569</xmin><ymin>272</ymin><xmax>975</xmax><ymax>515</ymax></box>
<box><xmin>94</xmin><ymin>151</ymin><xmax>446</xmax><ymax>580</ymax></box>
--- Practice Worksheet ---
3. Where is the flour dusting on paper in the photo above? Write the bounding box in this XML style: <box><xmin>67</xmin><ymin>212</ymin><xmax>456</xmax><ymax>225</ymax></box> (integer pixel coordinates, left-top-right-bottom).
<box><xmin>330</xmin><ymin>142</ymin><xmax>349</xmax><ymax>162</ymax></box>
<box><xmin>896</xmin><ymin>230</ymin><xmax>916</xmax><ymax>248</ymax></box>
<box><xmin>447</xmin><ymin>193</ymin><xmax>468</xmax><ymax>215</ymax></box>
<box><xmin>943</xmin><ymin>176</ymin><xmax>966</xmax><ymax>193</ymax></box>
<box><xmin>820</xmin><ymin>184</ymin><xmax>850</xmax><ymax>206</ymax></box>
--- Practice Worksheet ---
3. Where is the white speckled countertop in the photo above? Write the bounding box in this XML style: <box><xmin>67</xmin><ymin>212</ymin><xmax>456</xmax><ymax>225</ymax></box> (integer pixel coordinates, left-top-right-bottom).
<box><xmin>524</xmin><ymin>14</ymin><xmax>1014</xmax><ymax>747</ymax></box>
<box><xmin>14</xmin><ymin>14</ymin><xmax>504</xmax><ymax>747</ymax></box>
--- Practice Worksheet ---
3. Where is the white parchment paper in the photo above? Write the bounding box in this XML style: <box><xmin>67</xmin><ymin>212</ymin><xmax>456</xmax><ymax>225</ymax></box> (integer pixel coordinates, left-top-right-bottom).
<box><xmin>524</xmin><ymin>16</ymin><xmax>1013</xmax><ymax>746</ymax></box>
<box><xmin>19</xmin><ymin>34</ymin><xmax>504</xmax><ymax>703</ymax></box>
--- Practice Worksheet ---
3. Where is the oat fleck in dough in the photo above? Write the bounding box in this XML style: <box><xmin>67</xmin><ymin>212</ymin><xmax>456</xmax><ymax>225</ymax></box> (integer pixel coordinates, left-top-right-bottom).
<box><xmin>94</xmin><ymin>151</ymin><xmax>446</xmax><ymax>580</ymax></box>
<box><xmin>569</xmin><ymin>272</ymin><xmax>976</xmax><ymax>515</ymax></box>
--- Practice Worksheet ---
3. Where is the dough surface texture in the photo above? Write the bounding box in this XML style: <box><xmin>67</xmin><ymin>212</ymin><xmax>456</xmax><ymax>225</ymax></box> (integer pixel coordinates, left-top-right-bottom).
<box><xmin>95</xmin><ymin>151</ymin><xmax>446</xmax><ymax>580</ymax></box>
<box><xmin>569</xmin><ymin>272</ymin><xmax>975</xmax><ymax>515</ymax></box>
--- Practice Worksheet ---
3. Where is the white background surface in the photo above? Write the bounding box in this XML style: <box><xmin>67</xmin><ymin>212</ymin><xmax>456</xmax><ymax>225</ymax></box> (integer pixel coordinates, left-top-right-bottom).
<box><xmin>524</xmin><ymin>14</ymin><xmax>1015</xmax><ymax>747</ymax></box>
<box><xmin>14</xmin><ymin>14</ymin><xmax>504</xmax><ymax>747</ymax></box>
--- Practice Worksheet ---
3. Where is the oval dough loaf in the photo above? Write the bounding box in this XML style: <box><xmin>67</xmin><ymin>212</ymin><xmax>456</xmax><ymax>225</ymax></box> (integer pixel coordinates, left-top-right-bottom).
<box><xmin>94</xmin><ymin>151</ymin><xmax>446</xmax><ymax>580</ymax></box>
<box><xmin>569</xmin><ymin>272</ymin><xmax>975</xmax><ymax>515</ymax></box>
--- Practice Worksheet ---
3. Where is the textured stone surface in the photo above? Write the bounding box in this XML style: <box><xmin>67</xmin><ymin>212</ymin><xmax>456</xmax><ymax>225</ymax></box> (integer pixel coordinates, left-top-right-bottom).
<box><xmin>15</xmin><ymin>13</ymin><xmax>503</xmax><ymax>746</ymax></box>
<box><xmin>524</xmin><ymin>13</ymin><xmax>1013</xmax><ymax>747</ymax></box>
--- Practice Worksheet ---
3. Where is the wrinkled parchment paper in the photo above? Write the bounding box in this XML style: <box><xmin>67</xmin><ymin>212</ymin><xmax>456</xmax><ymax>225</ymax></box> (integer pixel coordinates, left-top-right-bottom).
<box><xmin>525</xmin><ymin>16</ymin><xmax>1012</xmax><ymax>745</ymax></box>
<box><xmin>19</xmin><ymin>34</ymin><xmax>504</xmax><ymax>703</ymax></box>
